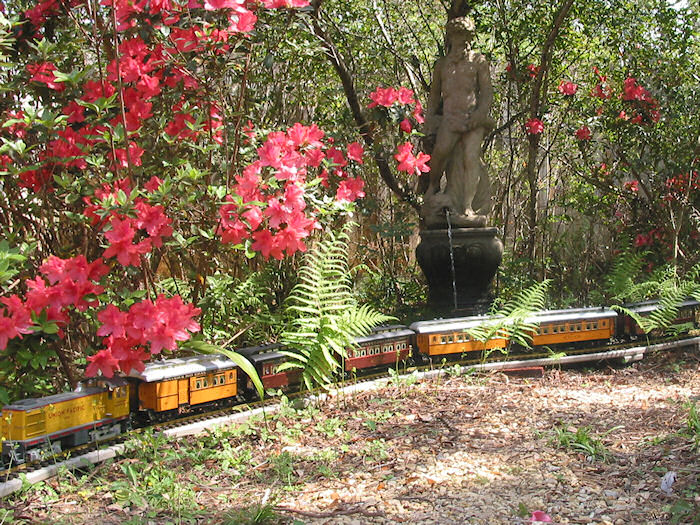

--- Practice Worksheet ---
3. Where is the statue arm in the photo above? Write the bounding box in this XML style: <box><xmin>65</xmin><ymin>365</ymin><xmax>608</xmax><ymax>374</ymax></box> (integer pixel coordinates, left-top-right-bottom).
<box><xmin>424</xmin><ymin>59</ymin><xmax>443</xmax><ymax>134</ymax></box>
<box><xmin>468</xmin><ymin>58</ymin><xmax>495</xmax><ymax>130</ymax></box>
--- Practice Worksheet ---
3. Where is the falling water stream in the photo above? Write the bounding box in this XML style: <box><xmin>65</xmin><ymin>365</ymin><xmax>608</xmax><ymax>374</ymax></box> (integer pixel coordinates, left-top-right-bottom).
<box><xmin>445</xmin><ymin>209</ymin><xmax>458</xmax><ymax>310</ymax></box>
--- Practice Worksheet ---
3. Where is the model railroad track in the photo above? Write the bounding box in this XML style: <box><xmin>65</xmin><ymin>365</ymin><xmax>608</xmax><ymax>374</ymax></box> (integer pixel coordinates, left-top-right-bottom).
<box><xmin>2</xmin><ymin>332</ymin><xmax>698</xmax><ymax>496</ymax></box>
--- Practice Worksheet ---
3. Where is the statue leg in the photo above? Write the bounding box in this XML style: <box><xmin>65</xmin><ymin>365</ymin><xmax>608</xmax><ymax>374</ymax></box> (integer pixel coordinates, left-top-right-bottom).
<box><xmin>459</xmin><ymin>128</ymin><xmax>487</xmax><ymax>216</ymax></box>
<box><xmin>426</xmin><ymin>126</ymin><xmax>460</xmax><ymax>195</ymax></box>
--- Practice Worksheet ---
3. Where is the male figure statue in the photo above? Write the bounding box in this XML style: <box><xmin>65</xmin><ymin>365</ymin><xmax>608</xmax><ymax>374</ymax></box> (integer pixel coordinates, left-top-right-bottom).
<box><xmin>422</xmin><ymin>16</ymin><xmax>495</xmax><ymax>229</ymax></box>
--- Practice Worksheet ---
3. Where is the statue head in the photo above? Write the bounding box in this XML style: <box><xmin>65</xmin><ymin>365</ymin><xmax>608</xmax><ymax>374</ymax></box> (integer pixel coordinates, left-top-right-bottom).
<box><xmin>446</xmin><ymin>17</ymin><xmax>475</xmax><ymax>42</ymax></box>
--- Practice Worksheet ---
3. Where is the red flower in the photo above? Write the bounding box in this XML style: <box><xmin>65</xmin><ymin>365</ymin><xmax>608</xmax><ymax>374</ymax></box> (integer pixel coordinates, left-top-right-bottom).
<box><xmin>525</xmin><ymin>118</ymin><xmax>544</xmax><ymax>135</ymax></box>
<box><xmin>144</xmin><ymin>176</ymin><xmax>163</xmax><ymax>192</ymax></box>
<box><xmin>394</xmin><ymin>142</ymin><xmax>430</xmax><ymax>175</ymax></box>
<box><xmin>412</xmin><ymin>100</ymin><xmax>425</xmax><ymax>124</ymax></box>
<box><xmin>396</xmin><ymin>87</ymin><xmax>415</xmax><ymax>105</ymax></box>
<box><xmin>336</xmin><ymin>177</ymin><xmax>365</xmax><ymax>202</ymax></box>
<box><xmin>526</xmin><ymin>64</ymin><xmax>540</xmax><ymax>78</ymax></box>
<box><xmin>399</xmin><ymin>119</ymin><xmax>413</xmax><ymax>133</ymax></box>
<box><xmin>86</xmin><ymin>349</ymin><xmax>120</xmax><ymax>378</ymax></box>
<box><xmin>26</xmin><ymin>62</ymin><xmax>65</xmax><ymax>91</ymax></box>
<box><xmin>346</xmin><ymin>141</ymin><xmax>364</xmax><ymax>163</ymax></box>
<box><xmin>574</xmin><ymin>125</ymin><xmax>591</xmax><ymax>141</ymax></box>
<box><xmin>557</xmin><ymin>80</ymin><xmax>578</xmax><ymax>96</ymax></box>
<box><xmin>97</xmin><ymin>304</ymin><xmax>129</xmax><ymax>339</ymax></box>
<box><xmin>624</xmin><ymin>180</ymin><xmax>639</xmax><ymax>193</ymax></box>
<box><xmin>367</xmin><ymin>86</ymin><xmax>398</xmax><ymax>108</ymax></box>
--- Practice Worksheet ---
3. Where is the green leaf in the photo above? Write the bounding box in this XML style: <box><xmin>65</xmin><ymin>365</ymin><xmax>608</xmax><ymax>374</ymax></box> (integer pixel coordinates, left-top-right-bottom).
<box><xmin>184</xmin><ymin>340</ymin><xmax>264</xmax><ymax>401</ymax></box>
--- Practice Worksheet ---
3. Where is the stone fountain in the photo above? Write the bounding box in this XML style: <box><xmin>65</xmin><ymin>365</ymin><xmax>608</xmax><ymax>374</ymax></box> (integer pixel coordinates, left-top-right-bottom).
<box><xmin>416</xmin><ymin>16</ymin><xmax>503</xmax><ymax>314</ymax></box>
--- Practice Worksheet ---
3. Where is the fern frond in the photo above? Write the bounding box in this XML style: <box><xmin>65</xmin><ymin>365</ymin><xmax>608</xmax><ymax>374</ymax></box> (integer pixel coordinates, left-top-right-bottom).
<box><xmin>467</xmin><ymin>280</ymin><xmax>550</xmax><ymax>350</ymax></box>
<box><xmin>605</xmin><ymin>247</ymin><xmax>648</xmax><ymax>302</ymax></box>
<box><xmin>281</xmin><ymin>226</ymin><xmax>396</xmax><ymax>391</ymax></box>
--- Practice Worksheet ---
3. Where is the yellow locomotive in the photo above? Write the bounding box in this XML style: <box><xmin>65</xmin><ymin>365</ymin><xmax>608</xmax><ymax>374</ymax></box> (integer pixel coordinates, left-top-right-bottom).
<box><xmin>1</xmin><ymin>378</ymin><xmax>130</xmax><ymax>465</ymax></box>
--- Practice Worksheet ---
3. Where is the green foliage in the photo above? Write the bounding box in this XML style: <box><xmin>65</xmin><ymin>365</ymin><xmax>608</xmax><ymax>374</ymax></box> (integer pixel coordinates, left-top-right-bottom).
<box><xmin>612</xmin><ymin>263</ymin><xmax>700</xmax><ymax>335</ymax></box>
<box><xmin>684</xmin><ymin>401</ymin><xmax>700</xmax><ymax>453</ymax></box>
<box><xmin>605</xmin><ymin>245</ymin><xmax>650</xmax><ymax>303</ymax></box>
<box><xmin>183</xmin><ymin>340</ymin><xmax>265</xmax><ymax>401</ymax></box>
<box><xmin>188</xmin><ymin>271</ymin><xmax>281</xmax><ymax>345</ymax></box>
<box><xmin>0</xmin><ymin>240</ymin><xmax>28</xmax><ymax>286</ymax></box>
<box><xmin>279</xmin><ymin>227</ymin><xmax>394</xmax><ymax>391</ymax></box>
<box><xmin>551</xmin><ymin>422</ymin><xmax>620</xmax><ymax>461</ymax></box>
<box><xmin>221</xmin><ymin>503</ymin><xmax>280</xmax><ymax>525</ymax></box>
<box><xmin>467</xmin><ymin>280</ymin><xmax>550</xmax><ymax>352</ymax></box>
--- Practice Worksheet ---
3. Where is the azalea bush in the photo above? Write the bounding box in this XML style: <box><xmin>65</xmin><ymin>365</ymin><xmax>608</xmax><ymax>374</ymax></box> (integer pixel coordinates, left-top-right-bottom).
<box><xmin>0</xmin><ymin>0</ymin><xmax>374</xmax><ymax>400</ymax></box>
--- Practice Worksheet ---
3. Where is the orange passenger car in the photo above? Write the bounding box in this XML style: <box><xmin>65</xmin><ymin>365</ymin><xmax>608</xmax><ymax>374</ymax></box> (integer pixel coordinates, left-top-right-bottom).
<box><xmin>129</xmin><ymin>355</ymin><xmax>239</xmax><ymax>418</ymax></box>
<box><xmin>410</xmin><ymin>307</ymin><xmax>619</xmax><ymax>358</ymax></box>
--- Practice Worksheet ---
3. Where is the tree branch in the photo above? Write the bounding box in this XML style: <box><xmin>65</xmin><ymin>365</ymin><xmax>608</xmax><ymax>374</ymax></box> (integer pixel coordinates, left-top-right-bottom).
<box><xmin>308</xmin><ymin>1</ymin><xmax>420</xmax><ymax>212</ymax></box>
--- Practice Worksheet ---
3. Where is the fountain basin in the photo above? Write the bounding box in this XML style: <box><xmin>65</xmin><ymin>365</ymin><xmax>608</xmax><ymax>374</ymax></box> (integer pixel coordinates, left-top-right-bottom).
<box><xmin>416</xmin><ymin>227</ymin><xmax>503</xmax><ymax>315</ymax></box>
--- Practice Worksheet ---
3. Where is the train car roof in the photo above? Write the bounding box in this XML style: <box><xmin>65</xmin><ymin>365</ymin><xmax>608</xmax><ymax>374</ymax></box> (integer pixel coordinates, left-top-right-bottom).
<box><xmin>129</xmin><ymin>354</ymin><xmax>239</xmax><ymax>382</ymax></box>
<box><xmin>410</xmin><ymin>308</ymin><xmax>617</xmax><ymax>334</ymax></box>
<box><xmin>236</xmin><ymin>343</ymin><xmax>282</xmax><ymax>359</ymax></box>
<box><xmin>2</xmin><ymin>377</ymin><xmax>127</xmax><ymax>411</ymax></box>
<box><xmin>410</xmin><ymin>315</ymin><xmax>501</xmax><ymax>334</ymax></box>
<box><xmin>245</xmin><ymin>350</ymin><xmax>287</xmax><ymax>364</ymax></box>
<box><xmin>622</xmin><ymin>298</ymin><xmax>700</xmax><ymax>314</ymax></box>
<box><xmin>356</xmin><ymin>328</ymin><xmax>414</xmax><ymax>344</ymax></box>
<box><xmin>530</xmin><ymin>308</ymin><xmax>617</xmax><ymax>324</ymax></box>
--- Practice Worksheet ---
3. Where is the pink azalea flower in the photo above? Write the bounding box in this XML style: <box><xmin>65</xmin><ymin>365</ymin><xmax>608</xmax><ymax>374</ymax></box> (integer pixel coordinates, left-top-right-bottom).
<box><xmin>529</xmin><ymin>510</ymin><xmax>552</xmax><ymax>522</ymax></box>
<box><xmin>525</xmin><ymin>118</ymin><xmax>544</xmax><ymax>135</ymax></box>
<box><xmin>574</xmin><ymin>125</ymin><xmax>591</xmax><ymax>141</ymax></box>
<box><xmin>558</xmin><ymin>80</ymin><xmax>578</xmax><ymax>96</ymax></box>
<box><xmin>347</xmin><ymin>141</ymin><xmax>364</xmax><ymax>163</ymax></box>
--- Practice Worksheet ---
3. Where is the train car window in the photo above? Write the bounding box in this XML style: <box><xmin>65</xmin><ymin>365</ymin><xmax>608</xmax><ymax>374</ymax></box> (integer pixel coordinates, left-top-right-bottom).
<box><xmin>542</xmin><ymin>326</ymin><xmax>549</xmax><ymax>334</ymax></box>
<box><xmin>601</xmin><ymin>320</ymin><xmax>606</xmax><ymax>326</ymax></box>
<box><xmin>213</xmin><ymin>376</ymin><xmax>218</xmax><ymax>386</ymax></box>
<box><xmin>447</xmin><ymin>335</ymin><xmax>453</xmax><ymax>343</ymax></box>
<box><xmin>440</xmin><ymin>336</ymin><xmax>446</xmax><ymax>344</ymax></box>
<box><xmin>196</xmin><ymin>380</ymin><xmax>201</xmax><ymax>389</ymax></box>
<box><xmin>108</xmin><ymin>391</ymin><xmax>113</xmax><ymax>399</ymax></box>
<box><xmin>432</xmin><ymin>336</ymin><xmax>438</xmax><ymax>344</ymax></box>
<box><xmin>203</xmin><ymin>379</ymin><xmax>209</xmax><ymax>388</ymax></box>
<box><xmin>552</xmin><ymin>326</ymin><xmax>557</xmax><ymax>333</ymax></box>
<box><xmin>593</xmin><ymin>322</ymin><xmax>598</xmax><ymax>329</ymax></box>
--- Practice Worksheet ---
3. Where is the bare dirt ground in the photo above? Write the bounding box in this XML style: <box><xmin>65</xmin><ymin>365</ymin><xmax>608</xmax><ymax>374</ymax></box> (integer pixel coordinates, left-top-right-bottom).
<box><xmin>3</xmin><ymin>346</ymin><xmax>699</xmax><ymax>524</ymax></box>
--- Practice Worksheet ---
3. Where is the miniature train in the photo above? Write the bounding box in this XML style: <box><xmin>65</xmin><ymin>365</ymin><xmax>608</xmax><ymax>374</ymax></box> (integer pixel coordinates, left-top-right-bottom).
<box><xmin>2</xmin><ymin>299</ymin><xmax>699</xmax><ymax>466</ymax></box>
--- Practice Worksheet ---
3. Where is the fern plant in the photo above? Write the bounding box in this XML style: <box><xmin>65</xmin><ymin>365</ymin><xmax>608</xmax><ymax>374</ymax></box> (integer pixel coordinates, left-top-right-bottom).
<box><xmin>605</xmin><ymin>245</ymin><xmax>650</xmax><ymax>303</ymax></box>
<box><xmin>278</xmin><ymin>227</ymin><xmax>394</xmax><ymax>391</ymax></box>
<box><xmin>466</xmin><ymin>280</ymin><xmax>550</xmax><ymax>354</ymax></box>
<box><xmin>613</xmin><ymin>263</ymin><xmax>700</xmax><ymax>335</ymax></box>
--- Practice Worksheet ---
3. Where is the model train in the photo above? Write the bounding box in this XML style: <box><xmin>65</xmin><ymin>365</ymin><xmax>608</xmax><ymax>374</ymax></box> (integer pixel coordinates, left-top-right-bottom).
<box><xmin>2</xmin><ymin>299</ymin><xmax>699</xmax><ymax>467</ymax></box>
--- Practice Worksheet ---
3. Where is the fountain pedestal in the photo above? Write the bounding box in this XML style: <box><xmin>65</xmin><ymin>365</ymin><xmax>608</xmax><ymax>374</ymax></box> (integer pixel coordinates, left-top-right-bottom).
<box><xmin>416</xmin><ymin>227</ymin><xmax>503</xmax><ymax>315</ymax></box>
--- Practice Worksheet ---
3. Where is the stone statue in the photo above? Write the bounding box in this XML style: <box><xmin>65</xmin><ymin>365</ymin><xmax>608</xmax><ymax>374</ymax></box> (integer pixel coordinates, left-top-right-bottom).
<box><xmin>415</xmin><ymin>16</ymin><xmax>503</xmax><ymax>314</ymax></box>
<box><xmin>421</xmin><ymin>16</ymin><xmax>495</xmax><ymax>229</ymax></box>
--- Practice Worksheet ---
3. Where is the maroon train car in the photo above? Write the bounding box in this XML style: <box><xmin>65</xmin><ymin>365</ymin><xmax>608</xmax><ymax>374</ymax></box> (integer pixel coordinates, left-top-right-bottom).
<box><xmin>237</xmin><ymin>344</ymin><xmax>302</xmax><ymax>394</ymax></box>
<box><xmin>619</xmin><ymin>299</ymin><xmax>700</xmax><ymax>337</ymax></box>
<box><xmin>345</xmin><ymin>325</ymin><xmax>414</xmax><ymax>372</ymax></box>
